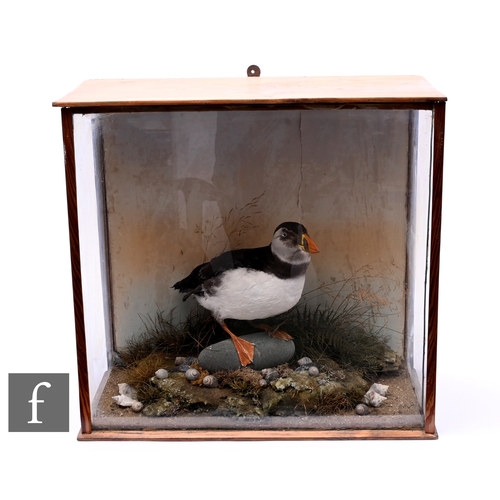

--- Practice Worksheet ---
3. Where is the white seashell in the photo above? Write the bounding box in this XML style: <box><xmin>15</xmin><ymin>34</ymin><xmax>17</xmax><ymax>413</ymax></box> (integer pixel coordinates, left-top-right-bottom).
<box><xmin>363</xmin><ymin>390</ymin><xmax>387</xmax><ymax>408</ymax></box>
<box><xmin>355</xmin><ymin>403</ymin><xmax>370</xmax><ymax>415</ymax></box>
<box><xmin>185</xmin><ymin>368</ymin><xmax>201</xmax><ymax>381</ymax></box>
<box><xmin>112</xmin><ymin>394</ymin><xmax>137</xmax><ymax>407</ymax></box>
<box><xmin>259</xmin><ymin>378</ymin><xmax>268</xmax><ymax>388</ymax></box>
<box><xmin>131</xmin><ymin>401</ymin><xmax>144</xmax><ymax>413</ymax></box>
<box><xmin>155</xmin><ymin>368</ymin><xmax>169</xmax><ymax>379</ymax></box>
<box><xmin>297</xmin><ymin>357</ymin><xmax>313</xmax><ymax>366</ymax></box>
<box><xmin>308</xmin><ymin>366</ymin><xmax>319</xmax><ymax>377</ymax></box>
<box><xmin>117</xmin><ymin>382</ymin><xmax>137</xmax><ymax>399</ymax></box>
<box><xmin>369</xmin><ymin>383</ymin><xmax>389</xmax><ymax>396</ymax></box>
<box><xmin>202</xmin><ymin>375</ymin><xmax>218</xmax><ymax>388</ymax></box>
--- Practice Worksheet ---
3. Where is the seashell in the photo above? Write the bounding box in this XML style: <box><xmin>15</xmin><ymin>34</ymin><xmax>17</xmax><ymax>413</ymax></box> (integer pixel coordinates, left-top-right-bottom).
<box><xmin>118</xmin><ymin>383</ymin><xmax>137</xmax><ymax>399</ymax></box>
<box><xmin>297</xmin><ymin>357</ymin><xmax>313</xmax><ymax>366</ymax></box>
<box><xmin>185</xmin><ymin>368</ymin><xmax>201</xmax><ymax>381</ymax></box>
<box><xmin>176</xmin><ymin>364</ymin><xmax>191</xmax><ymax>372</ymax></box>
<box><xmin>369</xmin><ymin>383</ymin><xmax>389</xmax><ymax>396</ymax></box>
<box><xmin>112</xmin><ymin>394</ymin><xmax>137</xmax><ymax>407</ymax></box>
<box><xmin>259</xmin><ymin>378</ymin><xmax>268</xmax><ymax>388</ymax></box>
<box><xmin>308</xmin><ymin>366</ymin><xmax>319</xmax><ymax>377</ymax></box>
<box><xmin>363</xmin><ymin>390</ymin><xmax>387</xmax><ymax>408</ymax></box>
<box><xmin>355</xmin><ymin>403</ymin><xmax>370</xmax><ymax>415</ymax></box>
<box><xmin>131</xmin><ymin>401</ymin><xmax>144</xmax><ymax>413</ymax></box>
<box><xmin>155</xmin><ymin>368</ymin><xmax>169</xmax><ymax>379</ymax></box>
<box><xmin>202</xmin><ymin>375</ymin><xmax>219</xmax><ymax>388</ymax></box>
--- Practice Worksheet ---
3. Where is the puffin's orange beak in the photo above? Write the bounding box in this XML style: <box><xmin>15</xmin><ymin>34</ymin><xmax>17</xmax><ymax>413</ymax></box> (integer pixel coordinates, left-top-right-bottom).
<box><xmin>302</xmin><ymin>234</ymin><xmax>319</xmax><ymax>254</ymax></box>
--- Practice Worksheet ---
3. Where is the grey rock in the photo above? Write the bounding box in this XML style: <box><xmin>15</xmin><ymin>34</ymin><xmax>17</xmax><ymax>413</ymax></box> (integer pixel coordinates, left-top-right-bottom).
<box><xmin>198</xmin><ymin>331</ymin><xmax>295</xmax><ymax>371</ymax></box>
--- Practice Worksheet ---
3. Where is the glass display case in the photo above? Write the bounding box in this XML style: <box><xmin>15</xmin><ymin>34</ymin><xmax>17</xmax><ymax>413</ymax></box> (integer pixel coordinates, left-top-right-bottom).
<box><xmin>53</xmin><ymin>75</ymin><xmax>446</xmax><ymax>440</ymax></box>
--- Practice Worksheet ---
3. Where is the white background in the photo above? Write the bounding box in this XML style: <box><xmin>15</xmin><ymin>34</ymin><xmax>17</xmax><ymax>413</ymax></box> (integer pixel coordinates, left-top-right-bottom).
<box><xmin>2</xmin><ymin>1</ymin><xmax>498</xmax><ymax>498</ymax></box>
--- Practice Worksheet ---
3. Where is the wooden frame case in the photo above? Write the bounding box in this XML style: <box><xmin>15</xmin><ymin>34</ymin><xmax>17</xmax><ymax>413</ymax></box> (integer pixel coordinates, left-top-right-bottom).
<box><xmin>54</xmin><ymin>76</ymin><xmax>446</xmax><ymax>441</ymax></box>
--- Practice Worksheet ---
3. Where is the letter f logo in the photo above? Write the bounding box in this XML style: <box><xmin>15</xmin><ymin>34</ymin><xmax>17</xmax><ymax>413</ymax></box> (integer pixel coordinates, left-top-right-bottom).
<box><xmin>28</xmin><ymin>381</ymin><xmax>51</xmax><ymax>424</ymax></box>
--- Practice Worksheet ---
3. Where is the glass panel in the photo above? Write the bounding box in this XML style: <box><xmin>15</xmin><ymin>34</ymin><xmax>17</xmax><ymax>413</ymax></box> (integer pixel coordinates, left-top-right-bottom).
<box><xmin>73</xmin><ymin>113</ymin><xmax>112</xmax><ymax>411</ymax></box>
<box><xmin>73</xmin><ymin>107</ymin><xmax>433</xmax><ymax>430</ymax></box>
<box><xmin>406</xmin><ymin>110</ymin><xmax>433</xmax><ymax>412</ymax></box>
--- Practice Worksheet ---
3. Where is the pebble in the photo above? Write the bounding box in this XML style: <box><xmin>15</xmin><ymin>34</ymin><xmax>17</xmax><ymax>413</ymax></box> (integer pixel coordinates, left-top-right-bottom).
<box><xmin>355</xmin><ymin>403</ymin><xmax>370</xmax><ymax>415</ymax></box>
<box><xmin>198</xmin><ymin>331</ymin><xmax>295</xmax><ymax>371</ymax></box>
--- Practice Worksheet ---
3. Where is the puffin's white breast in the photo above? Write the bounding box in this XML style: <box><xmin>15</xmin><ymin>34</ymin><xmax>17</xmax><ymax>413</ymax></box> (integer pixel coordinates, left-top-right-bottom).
<box><xmin>196</xmin><ymin>268</ymin><xmax>306</xmax><ymax>321</ymax></box>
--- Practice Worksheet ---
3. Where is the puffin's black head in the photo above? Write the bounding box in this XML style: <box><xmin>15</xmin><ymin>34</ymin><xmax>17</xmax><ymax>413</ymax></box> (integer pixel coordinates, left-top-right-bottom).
<box><xmin>271</xmin><ymin>222</ymin><xmax>319</xmax><ymax>264</ymax></box>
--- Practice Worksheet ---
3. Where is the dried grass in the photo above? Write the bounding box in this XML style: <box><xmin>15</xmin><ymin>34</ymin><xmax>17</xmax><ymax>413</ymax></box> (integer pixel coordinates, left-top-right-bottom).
<box><xmin>195</xmin><ymin>192</ymin><xmax>264</xmax><ymax>260</ymax></box>
<box><xmin>119</xmin><ymin>307</ymin><xmax>222</xmax><ymax>365</ymax></box>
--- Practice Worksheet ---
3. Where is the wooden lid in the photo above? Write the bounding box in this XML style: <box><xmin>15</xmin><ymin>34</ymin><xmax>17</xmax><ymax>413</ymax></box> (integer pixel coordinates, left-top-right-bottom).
<box><xmin>53</xmin><ymin>75</ymin><xmax>446</xmax><ymax>107</ymax></box>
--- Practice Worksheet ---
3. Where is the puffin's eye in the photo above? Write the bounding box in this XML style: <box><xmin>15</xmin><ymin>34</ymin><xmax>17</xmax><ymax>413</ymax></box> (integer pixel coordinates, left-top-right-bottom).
<box><xmin>281</xmin><ymin>230</ymin><xmax>288</xmax><ymax>238</ymax></box>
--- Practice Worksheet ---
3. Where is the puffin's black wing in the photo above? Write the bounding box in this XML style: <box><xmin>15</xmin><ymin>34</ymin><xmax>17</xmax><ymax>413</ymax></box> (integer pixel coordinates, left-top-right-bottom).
<box><xmin>172</xmin><ymin>245</ymin><xmax>272</xmax><ymax>300</ymax></box>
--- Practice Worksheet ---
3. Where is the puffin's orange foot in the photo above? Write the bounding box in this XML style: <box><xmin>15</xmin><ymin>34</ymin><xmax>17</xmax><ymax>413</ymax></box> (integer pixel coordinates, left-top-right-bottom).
<box><xmin>253</xmin><ymin>323</ymin><xmax>293</xmax><ymax>341</ymax></box>
<box><xmin>231</xmin><ymin>335</ymin><xmax>255</xmax><ymax>366</ymax></box>
<box><xmin>221</xmin><ymin>323</ymin><xmax>255</xmax><ymax>366</ymax></box>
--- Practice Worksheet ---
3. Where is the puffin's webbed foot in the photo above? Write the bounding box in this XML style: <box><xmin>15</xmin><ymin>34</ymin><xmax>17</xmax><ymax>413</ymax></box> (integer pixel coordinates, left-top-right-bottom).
<box><xmin>221</xmin><ymin>323</ymin><xmax>255</xmax><ymax>366</ymax></box>
<box><xmin>252</xmin><ymin>323</ymin><xmax>293</xmax><ymax>341</ymax></box>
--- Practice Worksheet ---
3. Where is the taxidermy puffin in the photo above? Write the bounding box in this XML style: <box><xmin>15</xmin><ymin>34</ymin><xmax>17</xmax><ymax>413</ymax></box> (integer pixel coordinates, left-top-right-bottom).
<box><xmin>173</xmin><ymin>222</ymin><xmax>319</xmax><ymax>366</ymax></box>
